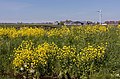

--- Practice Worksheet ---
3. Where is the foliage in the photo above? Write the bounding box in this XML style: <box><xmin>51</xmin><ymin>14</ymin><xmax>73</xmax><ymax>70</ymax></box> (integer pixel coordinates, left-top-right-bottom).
<box><xmin>0</xmin><ymin>25</ymin><xmax>120</xmax><ymax>79</ymax></box>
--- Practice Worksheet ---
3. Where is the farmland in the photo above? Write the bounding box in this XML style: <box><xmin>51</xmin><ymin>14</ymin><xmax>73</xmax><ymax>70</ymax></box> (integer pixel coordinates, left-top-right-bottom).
<box><xmin>0</xmin><ymin>25</ymin><xmax>120</xmax><ymax>79</ymax></box>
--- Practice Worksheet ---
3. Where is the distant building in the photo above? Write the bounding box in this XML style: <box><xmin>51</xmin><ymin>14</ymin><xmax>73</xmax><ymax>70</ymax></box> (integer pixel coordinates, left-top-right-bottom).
<box><xmin>64</xmin><ymin>20</ymin><xmax>72</xmax><ymax>25</ymax></box>
<box><xmin>72</xmin><ymin>21</ymin><xmax>83</xmax><ymax>25</ymax></box>
<box><xmin>53</xmin><ymin>20</ymin><xmax>95</xmax><ymax>26</ymax></box>
<box><xmin>104</xmin><ymin>21</ymin><xmax>119</xmax><ymax>25</ymax></box>
<box><xmin>64</xmin><ymin>20</ymin><xmax>84</xmax><ymax>25</ymax></box>
<box><xmin>102</xmin><ymin>23</ymin><xmax>107</xmax><ymax>26</ymax></box>
<box><xmin>53</xmin><ymin>21</ymin><xmax>59</xmax><ymax>25</ymax></box>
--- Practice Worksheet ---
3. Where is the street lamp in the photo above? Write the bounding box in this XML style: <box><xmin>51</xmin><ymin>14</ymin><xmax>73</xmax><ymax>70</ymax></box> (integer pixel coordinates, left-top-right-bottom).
<box><xmin>97</xmin><ymin>10</ymin><xmax>102</xmax><ymax>25</ymax></box>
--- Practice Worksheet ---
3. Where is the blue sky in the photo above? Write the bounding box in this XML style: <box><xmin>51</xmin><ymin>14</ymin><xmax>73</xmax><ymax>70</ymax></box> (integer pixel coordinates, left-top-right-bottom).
<box><xmin>0</xmin><ymin>0</ymin><xmax>120</xmax><ymax>23</ymax></box>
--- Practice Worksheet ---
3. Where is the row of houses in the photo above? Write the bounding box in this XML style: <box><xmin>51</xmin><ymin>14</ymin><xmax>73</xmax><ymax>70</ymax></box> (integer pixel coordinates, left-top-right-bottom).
<box><xmin>54</xmin><ymin>20</ymin><xmax>94</xmax><ymax>25</ymax></box>
<box><xmin>42</xmin><ymin>20</ymin><xmax>119</xmax><ymax>26</ymax></box>
<box><xmin>104</xmin><ymin>21</ymin><xmax>120</xmax><ymax>25</ymax></box>
<box><xmin>1</xmin><ymin>20</ymin><xmax>120</xmax><ymax>26</ymax></box>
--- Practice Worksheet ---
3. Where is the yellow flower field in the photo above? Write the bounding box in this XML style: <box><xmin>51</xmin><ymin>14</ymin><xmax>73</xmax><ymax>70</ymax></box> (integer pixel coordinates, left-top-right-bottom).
<box><xmin>0</xmin><ymin>25</ymin><xmax>120</xmax><ymax>79</ymax></box>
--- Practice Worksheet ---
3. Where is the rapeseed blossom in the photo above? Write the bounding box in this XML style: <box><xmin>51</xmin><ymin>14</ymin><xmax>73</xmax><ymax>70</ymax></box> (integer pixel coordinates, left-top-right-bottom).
<box><xmin>0</xmin><ymin>27</ymin><xmax>46</xmax><ymax>38</ymax></box>
<box><xmin>13</xmin><ymin>40</ymin><xmax>59</xmax><ymax>71</ymax></box>
<box><xmin>79</xmin><ymin>43</ymin><xmax>106</xmax><ymax>62</ymax></box>
<box><xmin>47</xmin><ymin>26</ymin><xmax>70</xmax><ymax>37</ymax></box>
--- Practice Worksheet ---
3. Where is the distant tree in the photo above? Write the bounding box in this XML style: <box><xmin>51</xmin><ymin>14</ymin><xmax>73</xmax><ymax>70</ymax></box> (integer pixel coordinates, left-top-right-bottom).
<box><xmin>65</xmin><ymin>20</ymin><xmax>72</xmax><ymax>23</ymax></box>
<box><xmin>109</xmin><ymin>21</ymin><xmax>115</xmax><ymax>24</ymax></box>
<box><xmin>96</xmin><ymin>22</ymin><xmax>100</xmax><ymax>25</ymax></box>
<box><xmin>104</xmin><ymin>21</ymin><xmax>109</xmax><ymax>24</ymax></box>
<box><xmin>118</xmin><ymin>21</ymin><xmax>120</xmax><ymax>25</ymax></box>
<box><xmin>86</xmin><ymin>21</ymin><xmax>93</xmax><ymax>25</ymax></box>
<box><xmin>81</xmin><ymin>22</ymin><xmax>84</xmax><ymax>25</ymax></box>
<box><xmin>59</xmin><ymin>21</ymin><xmax>64</xmax><ymax>25</ymax></box>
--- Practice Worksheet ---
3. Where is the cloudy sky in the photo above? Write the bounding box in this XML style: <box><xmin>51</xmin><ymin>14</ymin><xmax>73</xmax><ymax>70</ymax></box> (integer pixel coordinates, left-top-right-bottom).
<box><xmin>0</xmin><ymin>0</ymin><xmax>120</xmax><ymax>23</ymax></box>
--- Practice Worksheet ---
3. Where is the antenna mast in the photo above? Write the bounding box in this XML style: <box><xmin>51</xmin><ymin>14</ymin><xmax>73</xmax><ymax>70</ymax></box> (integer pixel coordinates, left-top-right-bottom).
<box><xmin>97</xmin><ymin>10</ymin><xmax>102</xmax><ymax>24</ymax></box>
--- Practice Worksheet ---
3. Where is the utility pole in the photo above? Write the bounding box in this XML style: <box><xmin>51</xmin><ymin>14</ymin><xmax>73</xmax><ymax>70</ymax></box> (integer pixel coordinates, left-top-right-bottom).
<box><xmin>97</xmin><ymin>10</ymin><xmax>102</xmax><ymax>25</ymax></box>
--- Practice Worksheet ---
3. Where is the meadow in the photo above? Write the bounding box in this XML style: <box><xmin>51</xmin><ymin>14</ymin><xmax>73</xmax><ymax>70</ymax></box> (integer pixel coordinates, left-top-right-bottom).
<box><xmin>0</xmin><ymin>25</ymin><xmax>120</xmax><ymax>79</ymax></box>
